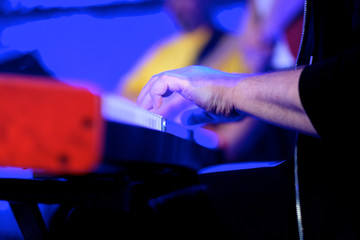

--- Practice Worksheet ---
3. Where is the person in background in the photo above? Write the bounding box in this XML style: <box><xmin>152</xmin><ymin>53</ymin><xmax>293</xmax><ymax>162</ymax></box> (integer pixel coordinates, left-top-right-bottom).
<box><xmin>119</xmin><ymin>0</ymin><xmax>301</xmax><ymax>163</ymax></box>
<box><xmin>119</xmin><ymin>0</ymin><xmax>249</xmax><ymax>102</ymax></box>
<box><xmin>238</xmin><ymin>0</ymin><xmax>304</xmax><ymax>72</ymax></box>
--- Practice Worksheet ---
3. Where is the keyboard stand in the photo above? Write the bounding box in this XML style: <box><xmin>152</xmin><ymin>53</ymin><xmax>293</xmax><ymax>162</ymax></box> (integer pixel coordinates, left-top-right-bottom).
<box><xmin>0</xmin><ymin>164</ymin><xmax>199</xmax><ymax>240</ymax></box>
<box><xmin>10</xmin><ymin>201</ymin><xmax>48</xmax><ymax>240</ymax></box>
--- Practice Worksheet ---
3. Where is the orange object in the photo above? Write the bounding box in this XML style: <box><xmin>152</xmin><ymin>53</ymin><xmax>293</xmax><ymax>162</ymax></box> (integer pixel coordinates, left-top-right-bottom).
<box><xmin>0</xmin><ymin>74</ymin><xmax>103</xmax><ymax>175</ymax></box>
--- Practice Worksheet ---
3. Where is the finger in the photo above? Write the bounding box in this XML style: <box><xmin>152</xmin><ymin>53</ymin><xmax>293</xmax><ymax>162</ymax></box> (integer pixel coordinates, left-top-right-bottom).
<box><xmin>140</xmin><ymin>92</ymin><xmax>154</xmax><ymax>110</ymax></box>
<box><xmin>138</xmin><ymin>72</ymin><xmax>187</xmax><ymax>110</ymax></box>
<box><xmin>149</xmin><ymin>75</ymin><xmax>181</xmax><ymax>109</ymax></box>
<box><xmin>151</xmin><ymin>92</ymin><xmax>163</xmax><ymax>109</ymax></box>
<box><xmin>137</xmin><ymin>74</ymin><xmax>160</xmax><ymax>107</ymax></box>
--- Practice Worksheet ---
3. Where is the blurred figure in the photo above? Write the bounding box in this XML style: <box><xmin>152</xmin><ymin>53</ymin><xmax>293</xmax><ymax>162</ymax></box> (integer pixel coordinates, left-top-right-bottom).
<box><xmin>119</xmin><ymin>0</ymin><xmax>299</xmax><ymax>163</ymax></box>
<box><xmin>238</xmin><ymin>0</ymin><xmax>304</xmax><ymax>72</ymax></box>
<box><xmin>119</xmin><ymin>0</ymin><xmax>249</xmax><ymax>102</ymax></box>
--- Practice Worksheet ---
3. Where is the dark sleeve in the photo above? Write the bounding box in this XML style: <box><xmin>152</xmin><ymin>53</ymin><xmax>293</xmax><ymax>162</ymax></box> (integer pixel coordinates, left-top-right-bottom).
<box><xmin>298</xmin><ymin>46</ymin><xmax>360</xmax><ymax>140</ymax></box>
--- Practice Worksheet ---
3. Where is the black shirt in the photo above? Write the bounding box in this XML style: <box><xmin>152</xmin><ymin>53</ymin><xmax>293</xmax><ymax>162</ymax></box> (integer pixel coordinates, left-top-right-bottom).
<box><xmin>298</xmin><ymin>0</ymin><xmax>360</xmax><ymax>238</ymax></box>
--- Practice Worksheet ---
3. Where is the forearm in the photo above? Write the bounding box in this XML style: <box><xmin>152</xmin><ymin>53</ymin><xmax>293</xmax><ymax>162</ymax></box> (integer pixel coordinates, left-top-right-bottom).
<box><xmin>230</xmin><ymin>68</ymin><xmax>318</xmax><ymax>137</ymax></box>
<box><xmin>137</xmin><ymin>65</ymin><xmax>318</xmax><ymax>137</ymax></box>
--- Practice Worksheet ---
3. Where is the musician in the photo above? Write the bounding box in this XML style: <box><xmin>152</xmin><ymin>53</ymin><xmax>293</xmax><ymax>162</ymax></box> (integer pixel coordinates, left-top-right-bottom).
<box><xmin>138</xmin><ymin>0</ymin><xmax>360</xmax><ymax>238</ymax></box>
<box><xmin>120</xmin><ymin>0</ymin><xmax>297</xmax><ymax>163</ymax></box>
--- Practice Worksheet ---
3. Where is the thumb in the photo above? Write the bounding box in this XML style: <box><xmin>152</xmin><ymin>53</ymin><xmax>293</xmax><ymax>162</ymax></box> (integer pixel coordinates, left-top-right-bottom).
<box><xmin>181</xmin><ymin>107</ymin><xmax>247</xmax><ymax>126</ymax></box>
<box><xmin>181</xmin><ymin>108</ymin><xmax>216</xmax><ymax>126</ymax></box>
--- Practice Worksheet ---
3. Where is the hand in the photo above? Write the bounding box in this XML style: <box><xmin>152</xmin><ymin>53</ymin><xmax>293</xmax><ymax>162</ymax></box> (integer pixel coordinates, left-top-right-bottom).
<box><xmin>137</xmin><ymin>66</ymin><xmax>247</xmax><ymax>124</ymax></box>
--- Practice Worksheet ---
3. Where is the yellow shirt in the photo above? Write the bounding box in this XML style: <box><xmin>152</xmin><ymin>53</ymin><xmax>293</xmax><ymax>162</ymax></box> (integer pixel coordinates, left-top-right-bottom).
<box><xmin>120</xmin><ymin>27</ymin><xmax>250</xmax><ymax>101</ymax></box>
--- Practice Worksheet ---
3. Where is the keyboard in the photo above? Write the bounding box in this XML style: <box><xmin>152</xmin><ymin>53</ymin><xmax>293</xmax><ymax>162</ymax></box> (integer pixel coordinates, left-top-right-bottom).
<box><xmin>0</xmin><ymin>75</ymin><xmax>221</xmax><ymax>175</ymax></box>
